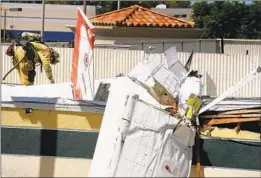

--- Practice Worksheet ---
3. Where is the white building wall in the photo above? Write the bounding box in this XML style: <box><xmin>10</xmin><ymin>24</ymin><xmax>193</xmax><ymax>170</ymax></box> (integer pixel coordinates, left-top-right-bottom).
<box><xmin>1</xmin><ymin>3</ymin><xmax>96</xmax><ymax>32</ymax></box>
<box><xmin>97</xmin><ymin>38</ymin><xmax>261</xmax><ymax>55</ymax></box>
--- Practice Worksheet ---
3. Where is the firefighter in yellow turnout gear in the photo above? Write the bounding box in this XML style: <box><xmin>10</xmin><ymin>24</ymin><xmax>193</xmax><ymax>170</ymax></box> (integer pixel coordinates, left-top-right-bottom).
<box><xmin>5</xmin><ymin>32</ymin><xmax>60</xmax><ymax>85</ymax></box>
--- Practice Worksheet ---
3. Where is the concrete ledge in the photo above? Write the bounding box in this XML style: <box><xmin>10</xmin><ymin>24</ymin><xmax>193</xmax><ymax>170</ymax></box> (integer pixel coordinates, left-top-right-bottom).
<box><xmin>2</xmin><ymin>154</ymin><xmax>260</xmax><ymax>177</ymax></box>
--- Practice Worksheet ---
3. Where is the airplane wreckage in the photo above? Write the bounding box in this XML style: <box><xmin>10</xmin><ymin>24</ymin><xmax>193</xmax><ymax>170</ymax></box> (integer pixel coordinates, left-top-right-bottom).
<box><xmin>1</xmin><ymin>8</ymin><xmax>261</xmax><ymax>177</ymax></box>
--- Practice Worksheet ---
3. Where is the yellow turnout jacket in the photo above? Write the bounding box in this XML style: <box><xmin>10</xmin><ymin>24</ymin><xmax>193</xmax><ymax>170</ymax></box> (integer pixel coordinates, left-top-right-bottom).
<box><xmin>30</xmin><ymin>42</ymin><xmax>54</xmax><ymax>81</ymax></box>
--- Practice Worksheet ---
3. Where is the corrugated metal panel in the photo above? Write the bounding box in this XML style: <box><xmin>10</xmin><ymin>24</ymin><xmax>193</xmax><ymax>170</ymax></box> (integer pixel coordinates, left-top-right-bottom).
<box><xmin>1</xmin><ymin>45</ymin><xmax>260</xmax><ymax>97</ymax></box>
<box><xmin>1</xmin><ymin>46</ymin><xmax>144</xmax><ymax>84</ymax></box>
<box><xmin>94</xmin><ymin>48</ymin><xmax>144</xmax><ymax>79</ymax></box>
<box><xmin>2</xmin><ymin>46</ymin><xmax>19</xmax><ymax>84</ymax></box>
<box><xmin>176</xmin><ymin>53</ymin><xmax>261</xmax><ymax>98</ymax></box>
<box><xmin>224</xmin><ymin>44</ymin><xmax>261</xmax><ymax>55</ymax></box>
<box><xmin>223</xmin><ymin>39</ymin><xmax>261</xmax><ymax>55</ymax></box>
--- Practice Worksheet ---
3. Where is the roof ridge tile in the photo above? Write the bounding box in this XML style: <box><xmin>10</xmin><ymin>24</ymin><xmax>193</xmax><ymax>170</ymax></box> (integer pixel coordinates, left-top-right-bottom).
<box><xmin>121</xmin><ymin>5</ymin><xmax>139</xmax><ymax>25</ymax></box>
<box><xmin>89</xmin><ymin>5</ymin><xmax>137</xmax><ymax>20</ymax></box>
<box><xmin>90</xmin><ymin>5</ymin><xmax>195</xmax><ymax>28</ymax></box>
<box><xmin>138</xmin><ymin>5</ymin><xmax>194</xmax><ymax>27</ymax></box>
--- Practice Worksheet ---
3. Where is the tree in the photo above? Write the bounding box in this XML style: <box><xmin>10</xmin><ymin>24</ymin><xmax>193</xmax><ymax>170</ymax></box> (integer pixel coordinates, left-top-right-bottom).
<box><xmin>191</xmin><ymin>1</ymin><xmax>260</xmax><ymax>39</ymax></box>
<box><xmin>237</xmin><ymin>1</ymin><xmax>261</xmax><ymax>39</ymax></box>
<box><xmin>45</xmin><ymin>1</ymin><xmax>67</xmax><ymax>4</ymax></box>
<box><xmin>165</xmin><ymin>1</ymin><xmax>191</xmax><ymax>8</ymax></box>
<box><xmin>88</xmin><ymin>1</ymin><xmax>115</xmax><ymax>13</ymax></box>
<box><xmin>191</xmin><ymin>1</ymin><xmax>212</xmax><ymax>29</ymax></box>
<box><xmin>88</xmin><ymin>1</ymin><xmax>159</xmax><ymax>13</ymax></box>
<box><xmin>207</xmin><ymin>2</ymin><xmax>246</xmax><ymax>38</ymax></box>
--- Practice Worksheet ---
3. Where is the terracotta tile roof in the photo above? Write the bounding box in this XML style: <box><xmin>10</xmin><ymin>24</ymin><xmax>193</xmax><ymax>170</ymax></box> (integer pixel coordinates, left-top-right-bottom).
<box><xmin>90</xmin><ymin>5</ymin><xmax>194</xmax><ymax>28</ymax></box>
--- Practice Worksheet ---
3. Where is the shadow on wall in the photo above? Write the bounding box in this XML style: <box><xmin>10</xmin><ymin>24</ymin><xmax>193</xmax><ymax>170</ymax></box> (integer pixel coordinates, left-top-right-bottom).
<box><xmin>205</xmin><ymin>72</ymin><xmax>217</xmax><ymax>97</ymax></box>
<box><xmin>11</xmin><ymin>97</ymin><xmax>102</xmax><ymax>177</ymax></box>
<box><xmin>16</xmin><ymin>97</ymin><xmax>59</xmax><ymax>177</ymax></box>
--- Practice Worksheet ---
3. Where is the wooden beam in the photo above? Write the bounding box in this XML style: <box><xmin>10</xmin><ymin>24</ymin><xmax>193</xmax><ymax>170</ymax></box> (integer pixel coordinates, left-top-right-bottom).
<box><xmin>196</xmin><ymin>129</ymin><xmax>201</xmax><ymax>177</ymax></box>
<box><xmin>206</xmin><ymin>117</ymin><xmax>260</xmax><ymax>126</ymax></box>
<box><xmin>218</xmin><ymin>109</ymin><xmax>261</xmax><ymax>115</ymax></box>
<box><xmin>201</xmin><ymin>114</ymin><xmax>261</xmax><ymax>119</ymax></box>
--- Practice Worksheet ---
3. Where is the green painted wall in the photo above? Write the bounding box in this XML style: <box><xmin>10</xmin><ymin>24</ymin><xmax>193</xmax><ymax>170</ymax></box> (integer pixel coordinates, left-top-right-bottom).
<box><xmin>2</xmin><ymin>127</ymin><xmax>260</xmax><ymax>170</ymax></box>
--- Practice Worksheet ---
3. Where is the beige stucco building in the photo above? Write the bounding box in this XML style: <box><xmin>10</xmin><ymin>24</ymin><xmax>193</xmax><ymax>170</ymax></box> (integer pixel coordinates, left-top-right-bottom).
<box><xmin>65</xmin><ymin>5</ymin><xmax>204</xmax><ymax>53</ymax></box>
<box><xmin>1</xmin><ymin>2</ymin><xmax>96</xmax><ymax>32</ymax></box>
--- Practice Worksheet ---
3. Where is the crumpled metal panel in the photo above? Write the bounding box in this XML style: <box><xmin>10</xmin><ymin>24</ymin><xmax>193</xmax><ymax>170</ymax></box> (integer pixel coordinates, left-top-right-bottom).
<box><xmin>201</xmin><ymin>97</ymin><xmax>261</xmax><ymax>111</ymax></box>
<box><xmin>113</xmin><ymin>96</ymin><xmax>195</xmax><ymax>177</ymax></box>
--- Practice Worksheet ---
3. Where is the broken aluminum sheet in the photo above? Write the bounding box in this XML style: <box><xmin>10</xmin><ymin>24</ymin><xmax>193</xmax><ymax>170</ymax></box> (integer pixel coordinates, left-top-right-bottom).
<box><xmin>1</xmin><ymin>79</ymin><xmax>113</xmax><ymax>113</ymax></box>
<box><xmin>89</xmin><ymin>47</ymin><xmax>202</xmax><ymax>177</ymax></box>
<box><xmin>89</xmin><ymin>76</ymin><xmax>196</xmax><ymax>177</ymax></box>
<box><xmin>1</xmin><ymin>82</ymin><xmax>74</xmax><ymax>100</ymax></box>
<box><xmin>201</xmin><ymin>97</ymin><xmax>261</xmax><ymax>112</ymax></box>
<box><xmin>128</xmin><ymin>46</ymin><xmax>204</xmax><ymax>116</ymax></box>
<box><xmin>164</xmin><ymin>46</ymin><xmax>188</xmax><ymax>81</ymax></box>
<box><xmin>113</xmin><ymin>94</ymin><xmax>195</xmax><ymax>177</ymax></box>
<box><xmin>89</xmin><ymin>76</ymin><xmax>160</xmax><ymax>177</ymax></box>
<box><xmin>1</xmin><ymin>78</ymin><xmax>115</xmax><ymax>104</ymax></box>
<box><xmin>199</xmin><ymin>66</ymin><xmax>261</xmax><ymax>114</ymax></box>
<box><xmin>128</xmin><ymin>46</ymin><xmax>190</xmax><ymax>99</ymax></box>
